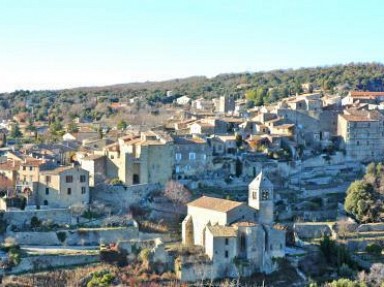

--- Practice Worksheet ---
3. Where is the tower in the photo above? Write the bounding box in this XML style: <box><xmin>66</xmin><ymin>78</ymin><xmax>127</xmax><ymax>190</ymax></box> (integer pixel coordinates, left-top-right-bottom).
<box><xmin>248</xmin><ymin>170</ymin><xmax>274</xmax><ymax>225</ymax></box>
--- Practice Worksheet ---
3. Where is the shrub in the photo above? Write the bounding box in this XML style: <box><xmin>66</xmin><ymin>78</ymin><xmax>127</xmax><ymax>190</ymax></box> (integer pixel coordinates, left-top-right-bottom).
<box><xmin>365</xmin><ymin>243</ymin><xmax>382</xmax><ymax>255</ymax></box>
<box><xmin>30</xmin><ymin>216</ymin><xmax>41</xmax><ymax>228</ymax></box>
<box><xmin>110</xmin><ymin>178</ymin><xmax>123</xmax><ymax>186</ymax></box>
<box><xmin>86</xmin><ymin>270</ymin><xmax>115</xmax><ymax>287</ymax></box>
<box><xmin>56</xmin><ymin>231</ymin><xmax>67</xmax><ymax>243</ymax></box>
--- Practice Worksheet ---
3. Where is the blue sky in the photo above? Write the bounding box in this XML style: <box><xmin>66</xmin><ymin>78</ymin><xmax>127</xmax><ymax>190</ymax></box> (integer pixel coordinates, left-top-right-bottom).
<box><xmin>0</xmin><ymin>0</ymin><xmax>383</xmax><ymax>92</ymax></box>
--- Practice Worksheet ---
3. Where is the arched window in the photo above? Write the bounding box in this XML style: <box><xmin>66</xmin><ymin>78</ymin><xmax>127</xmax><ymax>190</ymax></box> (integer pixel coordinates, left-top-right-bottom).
<box><xmin>43</xmin><ymin>200</ymin><xmax>48</xmax><ymax>206</ymax></box>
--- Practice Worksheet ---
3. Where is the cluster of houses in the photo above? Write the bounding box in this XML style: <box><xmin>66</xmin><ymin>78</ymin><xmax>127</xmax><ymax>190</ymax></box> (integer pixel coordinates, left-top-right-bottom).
<box><xmin>0</xmin><ymin>89</ymin><xmax>383</xmax><ymax>280</ymax></box>
<box><xmin>1</xmin><ymin>90</ymin><xmax>384</xmax><ymax>208</ymax></box>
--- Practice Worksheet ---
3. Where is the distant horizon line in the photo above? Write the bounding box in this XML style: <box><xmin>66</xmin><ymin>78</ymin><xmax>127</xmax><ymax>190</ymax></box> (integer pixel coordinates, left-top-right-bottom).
<box><xmin>2</xmin><ymin>61</ymin><xmax>383</xmax><ymax>94</ymax></box>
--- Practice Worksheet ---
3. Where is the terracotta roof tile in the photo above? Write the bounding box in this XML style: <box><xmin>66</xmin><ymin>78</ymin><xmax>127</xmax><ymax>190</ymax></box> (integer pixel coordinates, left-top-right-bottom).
<box><xmin>207</xmin><ymin>225</ymin><xmax>237</xmax><ymax>237</ymax></box>
<box><xmin>188</xmin><ymin>196</ymin><xmax>243</xmax><ymax>213</ymax></box>
<box><xmin>350</xmin><ymin>91</ymin><xmax>384</xmax><ymax>97</ymax></box>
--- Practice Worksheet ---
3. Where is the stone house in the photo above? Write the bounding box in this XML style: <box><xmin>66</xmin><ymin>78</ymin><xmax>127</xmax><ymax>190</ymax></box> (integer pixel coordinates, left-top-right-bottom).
<box><xmin>208</xmin><ymin>135</ymin><xmax>239</xmax><ymax>156</ymax></box>
<box><xmin>337</xmin><ymin>109</ymin><xmax>384</xmax><ymax>161</ymax></box>
<box><xmin>78</xmin><ymin>154</ymin><xmax>106</xmax><ymax>187</ymax></box>
<box><xmin>0</xmin><ymin>160</ymin><xmax>19</xmax><ymax>190</ymax></box>
<box><xmin>191</xmin><ymin>98</ymin><xmax>215</xmax><ymax>112</ymax></box>
<box><xmin>176</xmin><ymin>95</ymin><xmax>191</xmax><ymax>105</ymax></box>
<box><xmin>173</xmin><ymin>136</ymin><xmax>212</xmax><ymax>179</ymax></box>
<box><xmin>189</xmin><ymin>120</ymin><xmax>215</xmax><ymax>135</ymax></box>
<box><xmin>101</xmin><ymin>131</ymin><xmax>174</xmax><ymax>185</ymax></box>
<box><xmin>342</xmin><ymin>91</ymin><xmax>384</xmax><ymax>106</ymax></box>
<box><xmin>37</xmin><ymin>165</ymin><xmax>90</xmax><ymax>208</ymax></box>
<box><xmin>179</xmin><ymin>171</ymin><xmax>285</xmax><ymax>281</ymax></box>
<box><xmin>214</xmin><ymin>96</ymin><xmax>235</xmax><ymax>114</ymax></box>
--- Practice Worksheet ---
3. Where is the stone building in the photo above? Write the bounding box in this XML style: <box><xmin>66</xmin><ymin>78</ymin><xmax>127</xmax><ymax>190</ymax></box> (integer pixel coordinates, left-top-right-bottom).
<box><xmin>101</xmin><ymin>131</ymin><xmax>174</xmax><ymax>185</ymax></box>
<box><xmin>173</xmin><ymin>136</ymin><xmax>212</xmax><ymax>179</ymax></box>
<box><xmin>179</xmin><ymin>171</ymin><xmax>285</xmax><ymax>281</ymax></box>
<box><xmin>214</xmin><ymin>95</ymin><xmax>235</xmax><ymax>114</ymax></box>
<box><xmin>37</xmin><ymin>165</ymin><xmax>90</xmax><ymax>208</ymax></box>
<box><xmin>78</xmin><ymin>154</ymin><xmax>106</xmax><ymax>187</ymax></box>
<box><xmin>337</xmin><ymin>109</ymin><xmax>384</xmax><ymax>161</ymax></box>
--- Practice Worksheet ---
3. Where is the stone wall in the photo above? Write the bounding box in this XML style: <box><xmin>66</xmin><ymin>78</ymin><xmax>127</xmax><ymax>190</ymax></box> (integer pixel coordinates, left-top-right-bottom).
<box><xmin>8</xmin><ymin>226</ymin><xmax>139</xmax><ymax>246</ymax></box>
<box><xmin>92</xmin><ymin>183</ymin><xmax>160</xmax><ymax>212</ymax></box>
<box><xmin>9</xmin><ymin>254</ymin><xmax>99</xmax><ymax>274</ymax></box>
<box><xmin>294</xmin><ymin>223</ymin><xmax>333</xmax><ymax>240</ymax></box>
<box><xmin>357</xmin><ymin>223</ymin><xmax>384</xmax><ymax>232</ymax></box>
<box><xmin>4</xmin><ymin>208</ymin><xmax>71</xmax><ymax>227</ymax></box>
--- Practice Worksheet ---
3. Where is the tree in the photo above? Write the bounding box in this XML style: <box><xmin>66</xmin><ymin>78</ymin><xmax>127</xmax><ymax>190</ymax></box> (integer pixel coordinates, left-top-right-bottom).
<box><xmin>50</xmin><ymin>121</ymin><xmax>64</xmax><ymax>137</ymax></box>
<box><xmin>10</xmin><ymin>123</ymin><xmax>22</xmax><ymax>138</ymax></box>
<box><xmin>164</xmin><ymin>180</ymin><xmax>191</xmax><ymax>222</ymax></box>
<box><xmin>245</xmin><ymin>87</ymin><xmax>267</xmax><ymax>106</ymax></box>
<box><xmin>67</xmin><ymin>121</ymin><xmax>79</xmax><ymax>133</ymax></box>
<box><xmin>344</xmin><ymin>180</ymin><xmax>375</xmax><ymax>221</ymax></box>
<box><xmin>235</xmin><ymin>158</ymin><xmax>242</xmax><ymax>178</ymax></box>
<box><xmin>117</xmin><ymin>120</ymin><xmax>127</xmax><ymax>131</ymax></box>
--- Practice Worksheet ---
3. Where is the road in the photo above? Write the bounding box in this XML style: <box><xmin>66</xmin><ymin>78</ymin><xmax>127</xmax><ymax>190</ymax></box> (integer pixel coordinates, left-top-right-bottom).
<box><xmin>21</xmin><ymin>245</ymin><xmax>99</xmax><ymax>255</ymax></box>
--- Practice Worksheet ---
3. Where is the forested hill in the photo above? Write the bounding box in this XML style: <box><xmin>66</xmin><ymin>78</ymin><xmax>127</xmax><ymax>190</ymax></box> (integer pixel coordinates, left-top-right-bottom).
<box><xmin>1</xmin><ymin>62</ymin><xmax>384</xmax><ymax>121</ymax></box>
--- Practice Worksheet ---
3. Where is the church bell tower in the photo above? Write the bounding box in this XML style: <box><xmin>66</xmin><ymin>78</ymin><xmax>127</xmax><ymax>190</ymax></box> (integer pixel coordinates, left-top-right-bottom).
<box><xmin>248</xmin><ymin>170</ymin><xmax>274</xmax><ymax>225</ymax></box>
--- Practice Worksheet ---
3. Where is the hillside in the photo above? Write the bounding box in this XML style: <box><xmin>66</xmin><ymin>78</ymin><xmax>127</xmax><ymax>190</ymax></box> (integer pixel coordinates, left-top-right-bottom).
<box><xmin>1</xmin><ymin>62</ymin><xmax>384</xmax><ymax>123</ymax></box>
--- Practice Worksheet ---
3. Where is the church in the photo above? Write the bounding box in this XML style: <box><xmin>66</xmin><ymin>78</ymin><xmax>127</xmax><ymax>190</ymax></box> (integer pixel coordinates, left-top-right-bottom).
<box><xmin>180</xmin><ymin>171</ymin><xmax>286</xmax><ymax>281</ymax></box>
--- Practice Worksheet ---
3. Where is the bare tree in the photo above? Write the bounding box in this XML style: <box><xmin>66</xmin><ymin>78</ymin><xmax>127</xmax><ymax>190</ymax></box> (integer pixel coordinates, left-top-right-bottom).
<box><xmin>164</xmin><ymin>180</ymin><xmax>191</xmax><ymax>220</ymax></box>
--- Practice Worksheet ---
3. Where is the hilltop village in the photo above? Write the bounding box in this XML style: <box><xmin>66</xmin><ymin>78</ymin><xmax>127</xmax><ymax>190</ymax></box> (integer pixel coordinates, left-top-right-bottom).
<box><xmin>1</xmin><ymin>87</ymin><xmax>384</xmax><ymax>285</ymax></box>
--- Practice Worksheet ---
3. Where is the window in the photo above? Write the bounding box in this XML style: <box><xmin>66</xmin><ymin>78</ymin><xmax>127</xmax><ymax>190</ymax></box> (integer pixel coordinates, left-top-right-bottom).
<box><xmin>261</xmin><ymin>190</ymin><xmax>269</xmax><ymax>200</ymax></box>
<box><xmin>67</xmin><ymin>188</ymin><xmax>71</xmax><ymax>195</ymax></box>
<box><xmin>270</xmin><ymin>244</ymin><xmax>273</xmax><ymax>250</ymax></box>
<box><xmin>202</xmin><ymin>154</ymin><xmax>207</xmax><ymax>161</ymax></box>
<box><xmin>356</xmin><ymin>141</ymin><xmax>359</xmax><ymax>146</ymax></box>
<box><xmin>43</xmin><ymin>200</ymin><xmax>48</xmax><ymax>206</ymax></box>
<box><xmin>189</xmin><ymin>152</ymin><xmax>196</xmax><ymax>160</ymax></box>
<box><xmin>81</xmin><ymin>187</ymin><xmax>86</xmax><ymax>194</ymax></box>
<box><xmin>225</xmin><ymin>251</ymin><xmax>228</xmax><ymax>258</ymax></box>
<box><xmin>110</xmin><ymin>155</ymin><xmax>114</xmax><ymax>159</ymax></box>
<box><xmin>252</xmin><ymin>191</ymin><xmax>257</xmax><ymax>200</ymax></box>
<box><xmin>80</xmin><ymin>175</ymin><xmax>86</xmax><ymax>182</ymax></box>
<box><xmin>225</xmin><ymin>238</ymin><xmax>229</xmax><ymax>245</ymax></box>
<box><xmin>175</xmin><ymin>166</ymin><xmax>180</xmax><ymax>173</ymax></box>
<box><xmin>175</xmin><ymin>153</ymin><xmax>182</xmax><ymax>161</ymax></box>
<box><xmin>45</xmin><ymin>176</ymin><xmax>51</xmax><ymax>183</ymax></box>
<box><xmin>66</xmin><ymin>176</ymin><xmax>73</xmax><ymax>183</ymax></box>
<box><xmin>45</xmin><ymin>188</ymin><xmax>49</xmax><ymax>195</ymax></box>
<box><xmin>22</xmin><ymin>166</ymin><xmax>26</xmax><ymax>171</ymax></box>
<box><xmin>29</xmin><ymin>166</ymin><xmax>33</xmax><ymax>171</ymax></box>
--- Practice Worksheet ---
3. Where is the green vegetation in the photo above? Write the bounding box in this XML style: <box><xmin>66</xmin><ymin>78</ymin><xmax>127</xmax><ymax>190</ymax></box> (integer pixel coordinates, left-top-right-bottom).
<box><xmin>30</xmin><ymin>216</ymin><xmax>42</xmax><ymax>229</ymax></box>
<box><xmin>319</xmin><ymin>235</ymin><xmax>356</xmax><ymax>271</ymax></box>
<box><xmin>86</xmin><ymin>270</ymin><xmax>115</xmax><ymax>287</ymax></box>
<box><xmin>110</xmin><ymin>178</ymin><xmax>123</xmax><ymax>185</ymax></box>
<box><xmin>365</xmin><ymin>243</ymin><xmax>382</xmax><ymax>255</ymax></box>
<box><xmin>344</xmin><ymin>162</ymin><xmax>384</xmax><ymax>222</ymax></box>
<box><xmin>325</xmin><ymin>278</ymin><xmax>366</xmax><ymax>287</ymax></box>
<box><xmin>56</xmin><ymin>231</ymin><xmax>67</xmax><ymax>243</ymax></box>
<box><xmin>1</xmin><ymin>63</ymin><xmax>384</xmax><ymax>124</ymax></box>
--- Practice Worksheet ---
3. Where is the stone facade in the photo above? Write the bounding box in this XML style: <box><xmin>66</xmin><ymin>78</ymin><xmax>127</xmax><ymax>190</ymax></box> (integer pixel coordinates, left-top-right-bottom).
<box><xmin>337</xmin><ymin>109</ymin><xmax>384</xmax><ymax>161</ymax></box>
<box><xmin>180</xmin><ymin>171</ymin><xmax>286</xmax><ymax>281</ymax></box>
<box><xmin>174</xmin><ymin>136</ymin><xmax>212</xmax><ymax>179</ymax></box>
<box><xmin>102</xmin><ymin>131</ymin><xmax>174</xmax><ymax>185</ymax></box>
<box><xmin>37</xmin><ymin>166</ymin><xmax>90</xmax><ymax>208</ymax></box>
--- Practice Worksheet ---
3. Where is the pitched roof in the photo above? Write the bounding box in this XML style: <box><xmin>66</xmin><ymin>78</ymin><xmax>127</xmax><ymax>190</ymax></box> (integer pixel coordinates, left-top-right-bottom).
<box><xmin>207</xmin><ymin>225</ymin><xmax>237</xmax><ymax>237</ymax></box>
<box><xmin>187</xmin><ymin>196</ymin><xmax>243</xmax><ymax>213</ymax></box>
<box><xmin>340</xmin><ymin>109</ymin><xmax>382</xmax><ymax>122</ymax></box>
<box><xmin>0</xmin><ymin>160</ymin><xmax>20</xmax><ymax>171</ymax></box>
<box><xmin>350</xmin><ymin>91</ymin><xmax>384</xmax><ymax>97</ymax></box>
<box><xmin>249</xmin><ymin>170</ymin><xmax>273</xmax><ymax>190</ymax></box>
<box><xmin>40</xmin><ymin>165</ymin><xmax>75</xmax><ymax>175</ymax></box>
